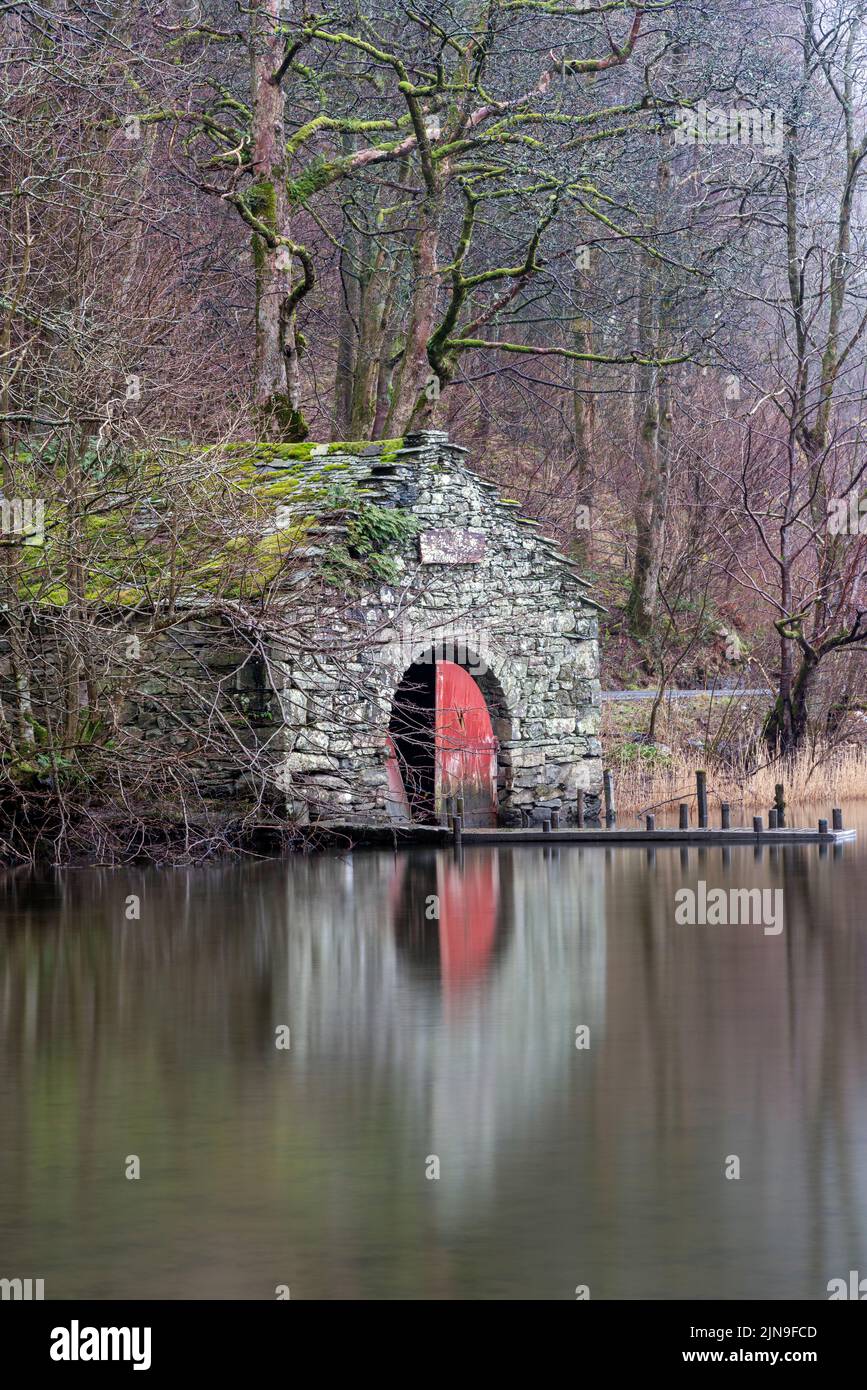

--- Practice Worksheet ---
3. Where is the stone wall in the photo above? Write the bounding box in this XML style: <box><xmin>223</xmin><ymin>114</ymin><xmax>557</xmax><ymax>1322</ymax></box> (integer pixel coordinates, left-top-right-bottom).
<box><xmin>10</xmin><ymin>431</ymin><xmax>603</xmax><ymax>826</ymax></box>
<box><xmin>271</xmin><ymin>430</ymin><xmax>603</xmax><ymax>824</ymax></box>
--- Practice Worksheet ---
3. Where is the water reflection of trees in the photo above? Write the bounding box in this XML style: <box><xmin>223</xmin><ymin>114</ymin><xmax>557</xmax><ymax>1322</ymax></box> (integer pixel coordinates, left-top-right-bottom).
<box><xmin>0</xmin><ymin>850</ymin><xmax>608</xmax><ymax>1294</ymax></box>
<box><xmin>597</xmin><ymin>843</ymin><xmax>867</xmax><ymax>1296</ymax></box>
<box><xmin>1</xmin><ymin>841</ymin><xmax>865</xmax><ymax>1298</ymax></box>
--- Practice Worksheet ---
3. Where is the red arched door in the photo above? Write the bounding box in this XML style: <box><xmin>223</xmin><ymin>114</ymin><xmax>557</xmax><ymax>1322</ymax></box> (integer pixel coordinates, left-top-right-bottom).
<box><xmin>435</xmin><ymin>661</ymin><xmax>498</xmax><ymax>827</ymax></box>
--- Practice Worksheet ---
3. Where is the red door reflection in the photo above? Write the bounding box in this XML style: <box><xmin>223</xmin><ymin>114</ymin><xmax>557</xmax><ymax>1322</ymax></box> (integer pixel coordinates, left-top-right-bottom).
<box><xmin>388</xmin><ymin>853</ymin><xmax>501</xmax><ymax>994</ymax></box>
<box><xmin>437</xmin><ymin>855</ymin><xmax>499</xmax><ymax>991</ymax></box>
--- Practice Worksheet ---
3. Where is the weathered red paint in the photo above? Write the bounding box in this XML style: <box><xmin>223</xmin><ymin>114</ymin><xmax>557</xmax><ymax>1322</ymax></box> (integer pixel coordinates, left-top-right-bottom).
<box><xmin>435</xmin><ymin>660</ymin><xmax>498</xmax><ymax>827</ymax></box>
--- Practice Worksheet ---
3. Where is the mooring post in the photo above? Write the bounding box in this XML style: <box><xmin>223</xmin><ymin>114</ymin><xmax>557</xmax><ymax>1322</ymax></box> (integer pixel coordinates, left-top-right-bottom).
<box><xmin>832</xmin><ymin>807</ymin><xmax>843</xmax><ymax>831</ymax></box>
<box><xmin>721</xmin><ymin>802</ymin><xmax>731</xmax><ymax>829</ymax></box>
<box><xmin>774</xmin><ymin>783</ymin><xmax>786</xmax><ymax>828</ymax></box>
<box><xmin>603</xmin><ymin>769</ymin><xmax>616</xmax><ymax>827</ymax></box>
<box><xmin>446</xmin><ymin>795</ymin><xmax>455</xmax><ymax>830</ymax></box>
<box><xmin>551</xmin><ymin>809</ymin><xmax>560</xmax><ymax>830</ymax></box>
<box><xmin>456</xmin><ymin>795</ymin><xmax>464</xmax><ymax>822</ymax></box>
<box><xmin>542</xmin><ymin>817</ymin><xmax>552</xmax><ymax>834</ymax></box>
<box><xmin>768</xmin><ymin>808</ymin><xmax>778</xmax><ymax>830</ymax></box>
<box><xmin>646</xmin><ymin>814</ymin><xmax>655</xmax><ymax>832</ymax></box>
<box><xmin>818</xmin><ymin>818</ymin><xmax>828</xmax><ymax>835</ymax></box>
<box><xmin>679</xmin><ymin>803</ymin><xmax>689</xmax><ymax>830</ymax></box>
<box><xmin>753</xmin><ymin>815</ymin><xmax>763</xmax><ymax>837</ymax></box>
<box><xmin>453</xmin><ymin>814</ymin><xmax>463</xmax><ymax>852</ymax></box>
<box><xmin>696</xmin><ymin>770</ymin><xmax>708</xmax><ymax>828</ymax></box>
<box><xmin>576</xmin><ymin>789</ymin><xmax>585</xmax><ymax>828</ymax></box>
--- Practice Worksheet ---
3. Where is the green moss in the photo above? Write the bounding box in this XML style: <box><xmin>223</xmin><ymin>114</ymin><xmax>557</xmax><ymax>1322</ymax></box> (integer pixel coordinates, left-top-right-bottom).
<box><xmin>288</xmin><ymin>156</ymin><xmax>340</xmax><ymax>207</ymax></box>
<box><xmin>322</xmin><ymin>503</ymin><xmax>418</xmax><ymax>590</ymax></box>
<box><xmin>257</xmin><ymin>396</ymin><xmax>309</xmax><ymax>443</ymax></box>
<box><xmin>15</xmin><ymin>437</ymin><xmax>412</xmax><ymax>606</ymax></box>
<box><xmin>247</xmin><ymin>179</ymin><xmax>277</xmax><ymax>226</ymax></box>
<box><xmin>225</xmin><ymin>437</ymin><xmax>403</xmax><ymax>470</ymax></box>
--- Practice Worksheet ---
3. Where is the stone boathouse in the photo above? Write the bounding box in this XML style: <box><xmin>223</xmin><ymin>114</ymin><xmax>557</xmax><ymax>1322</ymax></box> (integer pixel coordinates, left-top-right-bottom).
<box><xmin>266</xmin><ymin>429</ymin><xmax>603</xmax><ymax>827</ymax></box>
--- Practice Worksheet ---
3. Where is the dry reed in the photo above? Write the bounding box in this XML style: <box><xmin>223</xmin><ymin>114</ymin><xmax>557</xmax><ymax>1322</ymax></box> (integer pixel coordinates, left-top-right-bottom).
<box><xmin>607</xmin><ymin>742</ymin><xmax>867</xmax><ymax>819</ymax></box>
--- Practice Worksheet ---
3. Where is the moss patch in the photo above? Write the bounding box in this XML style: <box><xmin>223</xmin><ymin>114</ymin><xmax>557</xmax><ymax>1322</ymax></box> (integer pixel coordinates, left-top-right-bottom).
<box><xmin>12</xmin><ymin>439</ymin><xmax>412</xmax><ymax>606</ymax></box>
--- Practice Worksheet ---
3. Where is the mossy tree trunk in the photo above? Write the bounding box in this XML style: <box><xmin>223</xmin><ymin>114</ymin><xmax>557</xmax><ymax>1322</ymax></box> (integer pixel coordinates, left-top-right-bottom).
<box><xmin>334</xmin><ymin>175</ymin><xmax>360</xmax><ymax>437</ymax></box>
<box><xmin>385</xmin><ymin>183</ymin><xmax>445</xmax><ymax>434</ymax></box>
<box><xmin>764</xmin><ymin>646</ymin><xmax>818</xmax><ymax>756</ymax></box>
<box><xmin>249</xmin><ymin>0</ymin><xmax>307</xmax><ymax>441</ymax></box>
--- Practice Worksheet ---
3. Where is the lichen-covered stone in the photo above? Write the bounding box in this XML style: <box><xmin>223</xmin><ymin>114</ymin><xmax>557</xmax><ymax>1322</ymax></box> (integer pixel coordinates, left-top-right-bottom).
<box><xmin>264</xmin><ymin>431</ymin><xmax>603</xmax><ymax>825</ymax></box>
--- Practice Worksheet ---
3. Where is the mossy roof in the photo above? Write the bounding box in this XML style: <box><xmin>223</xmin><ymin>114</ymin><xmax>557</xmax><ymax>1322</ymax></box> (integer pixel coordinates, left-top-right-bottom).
<box><xmin>5</xmin><ymin>434</ymin><xmax>599</xmax><ymax>609</ymax></box>
<box><xmin>6</xmin><ymin>439</ymin><xmax>408</xmax><ymax>606</ymax></box>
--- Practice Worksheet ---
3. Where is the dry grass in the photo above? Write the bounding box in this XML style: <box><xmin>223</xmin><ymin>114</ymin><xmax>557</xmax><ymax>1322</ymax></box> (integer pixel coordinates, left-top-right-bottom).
<box><xmin>601</xmin><ymin>695</ymin><xmax>867</xmax><ymax>820</ymax></box>
<box><xmin>608</xmin><ymin>743</ymin><xmax>867</xmax><ymax>820</ymax></box>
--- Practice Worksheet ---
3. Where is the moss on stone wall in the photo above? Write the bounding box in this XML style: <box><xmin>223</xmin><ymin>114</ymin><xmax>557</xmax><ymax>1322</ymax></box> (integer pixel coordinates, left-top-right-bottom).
<box><xmin>12</xmin><ymin>440</ymin><xmax>411</xmax><ymax>605</ymax></box>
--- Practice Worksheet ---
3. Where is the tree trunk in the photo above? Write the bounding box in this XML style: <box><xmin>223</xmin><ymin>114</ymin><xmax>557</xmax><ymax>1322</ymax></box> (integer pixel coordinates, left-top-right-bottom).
<box><xmin>348</xmin><ymin>247</ymin><xmax>391</xmax><ymax>438</ymax></box>
<box><xmin>627</xmin><ymin>284</ymin><xmax>672</xmax><ymax>635</ymax></box>
<box><xmin>371</xmin><ymin>311</ymin><xmax>401</xmax><ymax>440</ymax></box>
<box><xmin>334</xmin><ymin>169</ymin><xmax>360</xmax><ymax>438</ymax></box>
<box><xmin>249</xmin><ymin>0</ymin><xmax>307</xmax><ymax>440</ymax></box>
<box><xmin>385</xmin><ymin>185</ymin><xmax>445</xmax><ymax>434</ymax></box>
<box><xmin>626</xmin><ymin>184</ymin><xmax>675</xmax><ymax>640</ymax></box>
<box><xmin>569</xmin><ymin>260</ymin><xmax>595</xmax><ymax>563</ymax></box>
<box><xmin>765</xmin><ymin>647</ymin><xmax>818</xmax><ymax>756</ymax></box>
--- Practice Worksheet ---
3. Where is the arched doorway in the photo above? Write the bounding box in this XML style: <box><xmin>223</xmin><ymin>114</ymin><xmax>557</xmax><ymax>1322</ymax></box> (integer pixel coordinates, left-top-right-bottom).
<box><xmin>387</xmin><ymin>658</ymin><xmax>499</xmax><ymax>826</ymax></box>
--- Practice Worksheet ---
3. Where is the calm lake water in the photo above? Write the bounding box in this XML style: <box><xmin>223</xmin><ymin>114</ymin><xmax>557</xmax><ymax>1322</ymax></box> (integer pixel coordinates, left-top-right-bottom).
<box><xmin>2</xmin><ymin>815</ymin><xmax>867</xmax><ymax>1300</ymax></box>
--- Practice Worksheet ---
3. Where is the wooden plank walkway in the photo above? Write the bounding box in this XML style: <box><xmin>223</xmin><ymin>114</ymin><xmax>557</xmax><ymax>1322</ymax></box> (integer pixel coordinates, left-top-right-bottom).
<box><xmin>458</xmin><ymin>826</ymin><xmax>856</xmax><ymax>846</ymax></box>
<box><xmin>317</xmin><ymin>823</ymin><xmax>855</xmax><ymax>847</ymax></box>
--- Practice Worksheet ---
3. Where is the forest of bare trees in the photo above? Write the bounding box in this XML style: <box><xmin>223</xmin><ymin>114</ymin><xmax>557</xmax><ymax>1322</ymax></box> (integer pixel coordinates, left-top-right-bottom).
<box><xmin>4</xmin><ymin>0</ymin><xmax>867</xmax><ymax>857</ymax></box>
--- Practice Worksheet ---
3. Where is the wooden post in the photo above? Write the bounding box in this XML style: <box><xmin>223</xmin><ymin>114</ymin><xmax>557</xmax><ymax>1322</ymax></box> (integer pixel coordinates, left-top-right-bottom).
<box><xmin>646</xmin><ymin>814</ymin><xmax>655</xmax><ymax>832</ymax></box>
<box><xmin>753</xmin><ymin>815</ymin><xmax>763</xmax><ymax>836</ymax></box>
<box><xmin>542</xmin><ymin>817</ymin><xmax>552</xmax><ymax>834</ymax></box>
<box><xmin>818</xmin><ymin>818</ymin><xmax>828</xmax><ymax>835</ymax></box>
<box><xmin>721</xmin><ymin>802</ymin><xmax>730</xmax><ymax>829</ymax></box>
<box><xmin>603</xmin><ymin>769</ymin><xmax>616</xmax><ymax>827</ymax></box>
<box><xmin>679</xmin><ymin>803</ymin><xmax>689</xmax><ymax>830</ymax></box>
<box><xmin>551</xmin><ymin>810</ymin><xmax>560</xmax><ymax>830</ymax></box>
<box><xmin>456</xmin><ymin>795</ymin><xmax>464</xmax><ymax>822</ymax></box>
<box><xmin>768</xmin><ymin>809</ymin><xmax>778</xmax><ymax>830</ymax></box>
<box><xmin>576</xmin><ymin>789</ymin><xmax>585</xmax><ymax>828</ymax></box>
<box><xmin>774</xmin><ymin>783</ymin><xmax>786</xmax><ymax>828</ymax></box>
<box><xmin>452</xmin><ymin>814</ymin><xmax>463</xmax><ymax>851</ymax></box>
<box><xmin>696</xmin><ymin>770</ymin><xmax>708</xmax><ymax>828</ymax></box>
<box><xmin>446</xmin><ymin>795</ymin><xmax>455</xmax><ymax>830</ymax></box>
<box><xmin>832</xmin><ymin>807</ymin><xmax>843</xmax><ymax>831</ymax></box>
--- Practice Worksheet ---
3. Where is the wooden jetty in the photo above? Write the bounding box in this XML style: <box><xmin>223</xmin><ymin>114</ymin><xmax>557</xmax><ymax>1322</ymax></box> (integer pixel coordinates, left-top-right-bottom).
<box><xmin>314</xmin><ymin>772</ymin><xmax>855</xmax><ymax>849</ymax></box>
<box><xmin>456</xmin><ymin>825</ymin><xmax>856</xmax><ymax>846</ymax></box>
<box><xmin>313</xmin><ymin>820</ymin><xmax>855</xmax><ymax>849</ymax></box>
